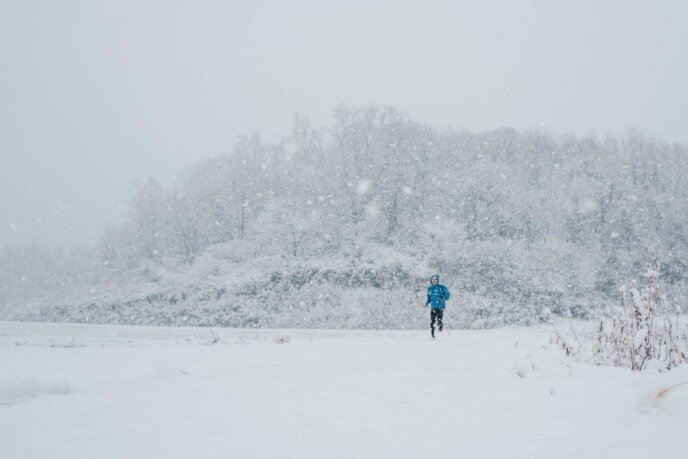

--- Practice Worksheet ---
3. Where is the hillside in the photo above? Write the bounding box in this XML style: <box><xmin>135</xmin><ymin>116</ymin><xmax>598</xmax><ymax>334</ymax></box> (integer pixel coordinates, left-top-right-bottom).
<box><xmin>2</xmin><ymin>107</ymin><xmax>688</xmax><ymax>327</ymax></box>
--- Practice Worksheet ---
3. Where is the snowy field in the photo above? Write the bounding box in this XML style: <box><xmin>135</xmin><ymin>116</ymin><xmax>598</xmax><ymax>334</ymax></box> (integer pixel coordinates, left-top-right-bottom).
<box><xmin>2</xmin><ymin>321</ymin><xmax>687</xmax><ymax>459</ymax></box>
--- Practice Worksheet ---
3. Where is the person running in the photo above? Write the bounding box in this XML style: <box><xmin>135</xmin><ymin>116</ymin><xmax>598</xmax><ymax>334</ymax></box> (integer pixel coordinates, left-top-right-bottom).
<box><xmin>426</xmin><ymin>274</ymin><xmax>450</xmax><ymax>338</ymax></box>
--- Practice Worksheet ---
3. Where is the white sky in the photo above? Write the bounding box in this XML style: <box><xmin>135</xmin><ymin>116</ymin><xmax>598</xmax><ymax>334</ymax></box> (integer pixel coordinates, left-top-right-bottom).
<box><xmin>1</xmin><ymin>0</ymin><xmax>687</xmax><ymax>247</ymax></box>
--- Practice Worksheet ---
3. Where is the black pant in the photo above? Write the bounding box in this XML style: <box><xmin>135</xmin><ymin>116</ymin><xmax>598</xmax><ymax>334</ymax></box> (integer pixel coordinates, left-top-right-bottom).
<box><xmin>430</xmin><ymin>308</ymin><xmax>444</xmax><ymax>336</ymax></box>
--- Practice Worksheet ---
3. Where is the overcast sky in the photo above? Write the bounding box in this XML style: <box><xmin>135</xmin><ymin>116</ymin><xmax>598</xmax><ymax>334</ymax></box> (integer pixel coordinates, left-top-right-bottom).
<box><xmin>1</xmin><ymin>0</ymin><xmax>687</xmax><ymax>248</ymax></box>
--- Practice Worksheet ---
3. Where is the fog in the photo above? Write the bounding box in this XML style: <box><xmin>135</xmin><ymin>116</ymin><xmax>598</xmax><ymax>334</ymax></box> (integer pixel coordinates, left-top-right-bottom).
<box><xmin>1</xmin><ymin>0</ymin><xmax>687</xmax><ymax>248</ymax></box>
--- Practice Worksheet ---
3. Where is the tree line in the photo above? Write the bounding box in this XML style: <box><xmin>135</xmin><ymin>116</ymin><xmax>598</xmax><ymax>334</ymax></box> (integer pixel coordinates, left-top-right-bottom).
<box><xmin>2</xmin><ymin>106</ymin><xmax>688</xmax><ymax>322</ymax></box>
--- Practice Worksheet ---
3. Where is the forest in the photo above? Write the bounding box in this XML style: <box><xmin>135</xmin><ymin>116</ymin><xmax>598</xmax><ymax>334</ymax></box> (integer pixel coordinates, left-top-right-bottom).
<box><xmin>2</xmin><ymin>106</ymin><xmax>687</xmax><ymax>328</ymax></box>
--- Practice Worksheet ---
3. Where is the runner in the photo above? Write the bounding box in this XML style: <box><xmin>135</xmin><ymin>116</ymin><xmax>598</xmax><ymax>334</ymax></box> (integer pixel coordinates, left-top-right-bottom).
<box><xmin>426</xmin><ymin>274</ymin><xmax>450</xmax><ymax>338</ymax></box>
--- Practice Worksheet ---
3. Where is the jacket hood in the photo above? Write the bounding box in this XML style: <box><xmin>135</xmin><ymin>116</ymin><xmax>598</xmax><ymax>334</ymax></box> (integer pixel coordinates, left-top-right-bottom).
<box><xmin>430</xmin><ymin>274</ymin><xmax>440</xmax><ymax>282</ymax></box>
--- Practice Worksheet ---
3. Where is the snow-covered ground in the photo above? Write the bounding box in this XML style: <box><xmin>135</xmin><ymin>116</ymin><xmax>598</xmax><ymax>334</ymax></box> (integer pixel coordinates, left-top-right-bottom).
<box><xmin>2</xmin><ymin>321</ymin><xmax>687</xmax><ymax>459</ymax></box>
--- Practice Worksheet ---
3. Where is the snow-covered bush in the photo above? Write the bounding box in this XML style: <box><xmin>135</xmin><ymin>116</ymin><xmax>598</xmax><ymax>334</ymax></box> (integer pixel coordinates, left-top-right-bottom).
<box><xmin>592</xmin><ymin>264</ymin><xmax>687</xmax><ymax>370</ymax></box>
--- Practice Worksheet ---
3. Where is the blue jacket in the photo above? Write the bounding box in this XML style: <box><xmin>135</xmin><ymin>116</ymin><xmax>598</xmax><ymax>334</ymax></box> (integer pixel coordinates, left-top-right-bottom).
<box><xmin>427</xmin><ymin>275</ymin><xmax>450</xmax><ymax>309</ymax></box>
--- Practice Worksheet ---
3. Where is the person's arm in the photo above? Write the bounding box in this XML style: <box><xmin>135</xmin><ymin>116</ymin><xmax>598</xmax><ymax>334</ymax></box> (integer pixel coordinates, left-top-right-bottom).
<box><xmin>443</xmin><ymin>286</ymin><xmax>450</xmax><ymax>301</ymax></box>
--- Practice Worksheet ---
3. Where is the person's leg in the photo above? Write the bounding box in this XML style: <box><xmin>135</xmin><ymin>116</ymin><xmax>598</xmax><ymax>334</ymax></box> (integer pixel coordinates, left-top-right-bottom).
<box><xmin>430</xmin><ymin>308</ymin><xmax>437</xmax><ymax>337</ymax></box>
<box><xmin>437</xmin><ymin>308</ymin><xmax>444</xmax><ymax>332</ymax></box>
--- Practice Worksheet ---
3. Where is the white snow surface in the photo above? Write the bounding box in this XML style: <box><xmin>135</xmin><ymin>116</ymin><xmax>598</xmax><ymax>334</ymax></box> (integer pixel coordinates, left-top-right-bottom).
<box><xmin>2</xmin><ymin>321</ymin><xmax>687</xmax><ymax>459</ymax></box>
